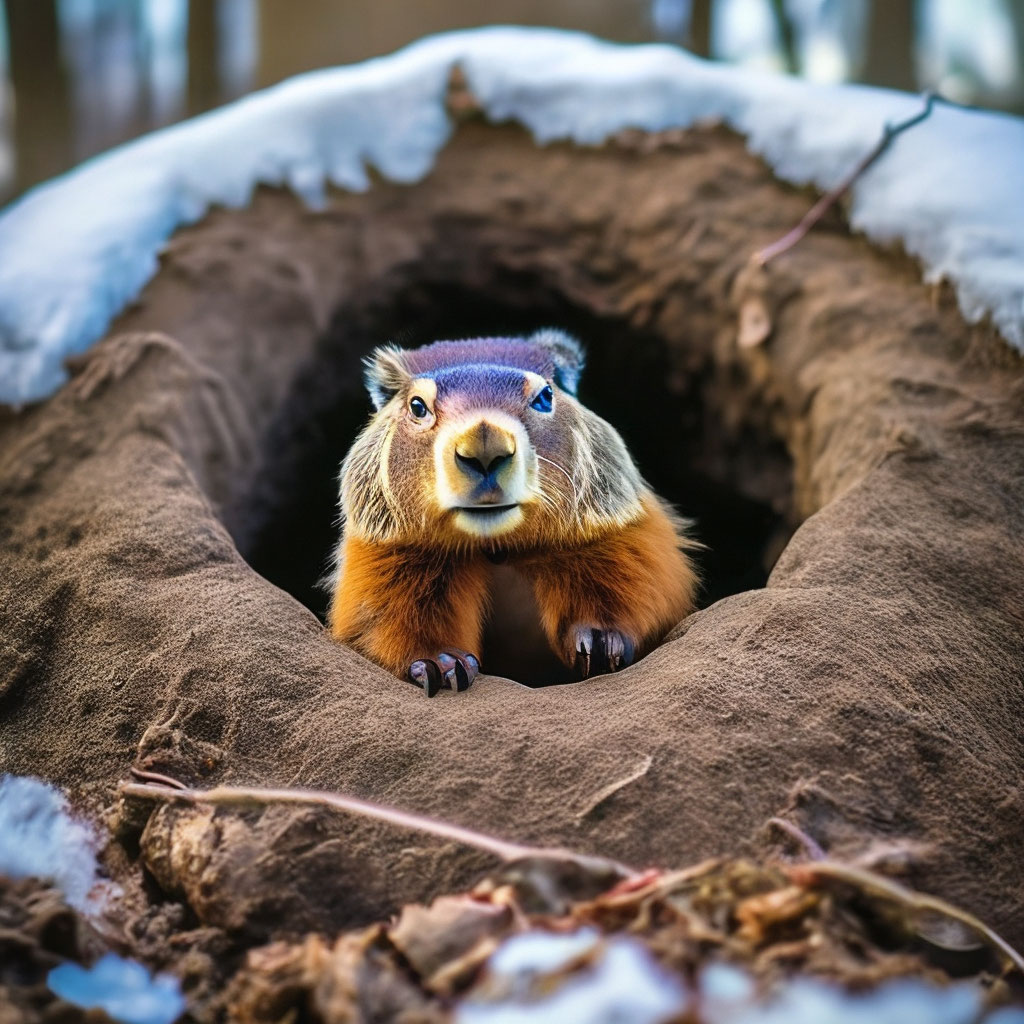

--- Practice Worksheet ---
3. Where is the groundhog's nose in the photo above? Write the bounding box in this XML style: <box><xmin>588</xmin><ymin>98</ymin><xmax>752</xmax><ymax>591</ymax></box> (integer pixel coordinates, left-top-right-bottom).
<box><xmin>454</xmin><ymin>422</ymin><xmax>516</xmax><ymax>484</ymax></box>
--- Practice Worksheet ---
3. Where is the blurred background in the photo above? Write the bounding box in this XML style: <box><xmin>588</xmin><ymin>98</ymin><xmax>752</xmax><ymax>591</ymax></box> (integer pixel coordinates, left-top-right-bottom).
<box><xmin>0</xmin><ymin>0</ymin><xmax>1022</xmax><ymax>205</ymax></box>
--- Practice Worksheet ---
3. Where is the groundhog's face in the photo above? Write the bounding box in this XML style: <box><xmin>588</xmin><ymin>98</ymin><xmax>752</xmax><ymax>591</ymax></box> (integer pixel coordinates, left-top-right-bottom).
<box><xmin>341</xmin><ymin>330</ymin><xmax>643</xmax><ymax>546</ymax></box>
<box><xmin>397</xmin><ymin>364</ymin><xmax>551</xmax><ymax>538</ymax></box>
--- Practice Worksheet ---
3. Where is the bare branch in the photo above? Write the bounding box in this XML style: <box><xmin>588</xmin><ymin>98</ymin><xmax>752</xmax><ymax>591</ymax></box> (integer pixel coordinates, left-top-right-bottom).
<box><xmin>790</xmin><ymin>859</ymin><xmax>1024</xmax><ymax>976</ymax></box>
<box><xmin>120</xmin><ymin>778</ymin><xmax>639</xmax><ymax>882</ymax></box>
<box><xmin>129</xmin><ymin>766</ymin><xmax>188</xmax><ymax>790</ymax></box>
<box><xmin>754</xmin><ymin>92</ymin><xmax>939</xmax><ymax>267</ymax></box>
<box><xmin>120</xmin><ymin>778</ymin><xmax>1023</xmax><ymax>977</ymax></box>
<box><xmin>766</xmin><ymin>815</ymin><xmax>826</xmax><ymax>861</ymax></box>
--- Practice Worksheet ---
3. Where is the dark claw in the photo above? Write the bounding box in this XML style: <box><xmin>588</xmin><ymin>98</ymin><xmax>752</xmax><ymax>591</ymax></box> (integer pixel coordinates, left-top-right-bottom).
<box><xmin>573</xmin><ymin>626</ymin><xmax>594</xmax><ymax>680</ymax></box>
<box><xmin>604</xmin><ymin>631</ymin><xmax>635</xmax><ymax>671</ymax></box>
<box><xmin>409</xmin><ymin>649</ymin><xmax>480</xmax><ymax>696</ymax></box>
<box><xmin>446</xmin><ymin>649</ymin><xmax>479</xmax><ymax>692</ymax></box>
<box><xmin>436</xmin><ymin>652</ymin><xmax>469</xmax><ymax>692</ymax></box>
<box><xmin>621</xmin><ymin>635</ymin><xmax>635</xmax><ymax>668</ymax></box>
<box><xmin>605</xmin><ymin>630</ymin><xmax>623</xmax><ymax>670</ymax></box>
<box><xmin>409</xmin><ymin>659</ymin><xmax>442</xmax><ymax>697</ymax></box>
<box><xmin>570</xmin><ymin>626</ymin><xmax>635</xmax><ymax>680</ymax></box>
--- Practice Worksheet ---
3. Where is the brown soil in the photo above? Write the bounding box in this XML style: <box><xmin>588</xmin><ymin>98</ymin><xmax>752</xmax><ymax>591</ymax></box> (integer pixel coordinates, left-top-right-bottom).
<box><xmin>1</xmin><ymin>118</ymin><xmax>1022</xmax><ymax>980</ymax></box>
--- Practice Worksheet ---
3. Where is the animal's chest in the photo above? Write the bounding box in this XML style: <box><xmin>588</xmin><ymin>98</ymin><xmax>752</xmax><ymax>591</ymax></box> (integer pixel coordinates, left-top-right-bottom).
<box><xmin>482</xmin><ymin>564</ymin><xmax>567</xmax><ymax>684</ymax></box>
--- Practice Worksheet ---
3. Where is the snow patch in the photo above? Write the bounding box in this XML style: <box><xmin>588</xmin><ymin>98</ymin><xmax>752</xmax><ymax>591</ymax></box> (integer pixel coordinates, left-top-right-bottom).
<box><xmin>457</xmin><ymin>927</ymin><xmax>688</xmax><ymax>1024</ymax></box>
<box><xmin>0</xmin><ymin>774</ymin><xmax>107</xmax><ymax>912</ymax></box>
<box><xmin>1</xmin><ymin>26</ymin><xmax>1022</xmax><ymax>404</ymax></box>
<box><xmin>48</xmin><ymin>954</ymin><xmax>186</xmax><ymax>1024</ymax></box>
<box><xmin>695</xmin><ymin>966</ymin><xmax>1012</xmax><ymax>1024</ymax></box>
<box><xmin>457</xmin><ymin>935</ymin><xmax>1024</xmax><ymax>1024</ymax></box>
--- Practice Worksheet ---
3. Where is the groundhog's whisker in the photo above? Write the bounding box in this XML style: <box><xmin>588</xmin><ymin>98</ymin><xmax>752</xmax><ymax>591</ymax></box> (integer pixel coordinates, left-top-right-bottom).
<box><xmin>535</xmin><ymin>483</ymin><xmax>571</xmax><ymax>527</ymax></box>
<box><xmin>536</xmin><ymin>453</ymin><xmax>579</xmax><ymax>504</ymax></box>
<box><xmin>535</xmin><ymin>485</ymin><xmax>559</xmax><ymax>511</ymax></box>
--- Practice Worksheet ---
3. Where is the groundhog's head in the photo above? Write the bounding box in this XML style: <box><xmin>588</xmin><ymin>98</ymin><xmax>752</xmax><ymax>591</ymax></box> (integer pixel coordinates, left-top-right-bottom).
<box><xmin>340</xmin><ymin>330</ymin><xmax>644</xmax><ymax>547</ymax></box>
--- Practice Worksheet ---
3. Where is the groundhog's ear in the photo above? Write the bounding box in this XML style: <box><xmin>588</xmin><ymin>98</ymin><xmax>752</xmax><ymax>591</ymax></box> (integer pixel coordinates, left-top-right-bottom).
<box><xmin>529</xmin><ymin>329</ymin><xmax>585</xmax><ymax>395</ymax></box>
<box><xmin>363</xmin><ymin>345</ymin><xmax>412</xmax><ymax>410</ymax></box>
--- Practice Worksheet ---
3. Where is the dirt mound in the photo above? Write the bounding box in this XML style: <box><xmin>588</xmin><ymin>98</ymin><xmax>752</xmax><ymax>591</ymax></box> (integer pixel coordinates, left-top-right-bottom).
<box><xmin>1</xmin><ymin>122</ymin><xmax>1022</xmax><ymax>957</ymax></box>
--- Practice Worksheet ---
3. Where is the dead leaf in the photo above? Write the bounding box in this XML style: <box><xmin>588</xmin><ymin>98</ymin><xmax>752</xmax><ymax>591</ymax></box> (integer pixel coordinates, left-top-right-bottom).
<box><xmin>735</xmin><ymin>886</ymin><xmax>820</xmax><ymax>945</ymax></box>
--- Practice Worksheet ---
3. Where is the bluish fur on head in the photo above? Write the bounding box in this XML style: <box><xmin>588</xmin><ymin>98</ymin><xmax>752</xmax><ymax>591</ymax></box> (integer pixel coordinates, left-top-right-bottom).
<box><xmin>432</xmin><ymin>364</ymin><xmax>529</xmax><ymax>407</ymax></box>
<box><xmin>364</xmin><ymin>329</ymin><xmax>585</xmax><ymax>410</ymax></box>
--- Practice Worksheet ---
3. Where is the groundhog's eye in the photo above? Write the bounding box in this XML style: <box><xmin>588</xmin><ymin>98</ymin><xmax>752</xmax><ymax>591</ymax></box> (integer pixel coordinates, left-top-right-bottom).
<box><xmin>531</xmin><ymin>385</ymin><xmax>554</xmax><ymax>413</ymax></box>
<box><xmin>409</xmin><ymin>396</ymin><xmax>430</xmax><ymax>419</ymax></box>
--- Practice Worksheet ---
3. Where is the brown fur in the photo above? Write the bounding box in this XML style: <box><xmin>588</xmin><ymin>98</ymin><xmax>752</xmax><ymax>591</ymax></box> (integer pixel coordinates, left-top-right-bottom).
<box><xmin>329</xmin><ymin>539</ymin><xmax>491</xmax><ymax>673</ymax></box>
<box><xmin>328</xmin><ymin>331</ymin><xmax>697</xmax><ymax>683</ymax></box>
<box><xmin>515</xmin><ymin>495</ymin><xmax>697</xmax><ymax>665</ymax></box>
<box><xmin>330</xmin><ymin>496</ymin><xmax>697</xmax><ymax>675</ymax></box>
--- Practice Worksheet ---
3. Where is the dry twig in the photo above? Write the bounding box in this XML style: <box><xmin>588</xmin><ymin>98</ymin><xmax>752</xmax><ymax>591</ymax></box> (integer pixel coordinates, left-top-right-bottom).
<box><xmin>754</xmin><ymin>92</ymin><xmax>940</xmax><ymax>266</ymax></box>
<box><xmin>767</xmin><ymin>816</ymin><xmax>826</xmax><ymax>861</ymax></box>
<box><xmin>129</xmin><ymin>766</ymin><xmax>188</xmax><ymax>790</ymax></box>
<box><xmin>790</xmin><ymin>859</ymin><xmax>1024</xmax><ymax>976</ymax></box>
<box><xmin>121</xmin><ymin>777</ymin><xmax>1024</xmax><ymax>979</ymax></box>
<box><xmin>120</xmin><ymin>777</ymin><xmax>639</xmax><ymax>882</ymax></box>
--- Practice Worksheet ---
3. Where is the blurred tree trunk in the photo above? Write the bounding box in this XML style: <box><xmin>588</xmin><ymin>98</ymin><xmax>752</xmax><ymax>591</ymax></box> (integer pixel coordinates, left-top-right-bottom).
<box><xmin>1007</xmin><ymin>0</ymin><xmax>1024</xmax><ymax>99</ymax></box>
<box><xmin>689</xmin><ymin>0</ymin><xmax>711</xmax><ymax>58</ymax></box>
<box><xmin>188</xmin><ymin>0</ymin><xmax>220</xmax><ymax>115</ymax></box>
<box><xmin>769</xmin><ymin>0</ymin><xmax>799</xmax><ymax>74</ymax></box>
<box><xmin>861</xmin><ymin>0</ymin><xmax>916</xmax><ymax>91</ymax></box>
<box><xmin>6</xmin><ymin>0</ymin><xmax>71</xmax><ymax>193</ymax></box>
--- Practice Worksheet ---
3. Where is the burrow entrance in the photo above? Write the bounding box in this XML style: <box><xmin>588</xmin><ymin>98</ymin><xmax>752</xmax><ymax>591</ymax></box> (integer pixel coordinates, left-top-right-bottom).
<box><xmin>231</xmin><ymin>271</ymin><xmax>796</xmax><ymax>683</ymax></box>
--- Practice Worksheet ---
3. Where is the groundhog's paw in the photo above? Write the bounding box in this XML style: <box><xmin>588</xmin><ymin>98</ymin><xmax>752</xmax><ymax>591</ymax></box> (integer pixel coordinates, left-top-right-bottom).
<box><xmin>569</xmin><ymin>625</ymin><xmax>636</xmax><ymax>680</ymax></box>
<box><xmin>408</xmin><ymin>650</ymin><xmax>480</xmax><ymax>697</ymax></box>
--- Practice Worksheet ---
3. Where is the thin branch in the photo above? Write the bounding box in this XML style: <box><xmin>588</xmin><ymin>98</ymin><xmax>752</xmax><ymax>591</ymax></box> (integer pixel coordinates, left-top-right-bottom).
<box><xmin>120</xmin><ymin>779</ymin><xmax>639</xmax><ymax>882</ymax></box>
<box><xmin>754</xmin><ymin>92</ymin><xmax>940</xmax><ymax>267</ymax></box>
<box><xmin>121</xmin><ymin>780</ymin><xmax>1021</xmax><ymax>975</ymax></box>
<box><xmin>766</xmin><ymin>816</ymin><xmax>826</xmax><ymax>861</ymax></box>
<box><xmin>790</xmin><ymin>859</ymin><xmax>1024</xmax><ymax>976</ymax></box>
<box><xmin>129</xmin><ymin>766</ymin><xmax>188</xmax><ymax>790</ymax></box>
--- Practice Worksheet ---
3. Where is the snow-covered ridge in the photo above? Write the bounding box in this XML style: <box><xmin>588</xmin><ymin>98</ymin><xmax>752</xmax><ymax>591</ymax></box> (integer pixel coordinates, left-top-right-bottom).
<box><xmin>1</xmin><ymin>26</ymin><xmax>1022</xmax><ymax>403</ymax></box>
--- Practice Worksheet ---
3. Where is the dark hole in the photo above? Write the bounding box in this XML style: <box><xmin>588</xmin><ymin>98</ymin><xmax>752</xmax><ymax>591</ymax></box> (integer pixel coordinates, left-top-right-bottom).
<box><xmin>231</xmin><ymin>273</ymin><xmax>794</xmax><ymax>684</ymax></box>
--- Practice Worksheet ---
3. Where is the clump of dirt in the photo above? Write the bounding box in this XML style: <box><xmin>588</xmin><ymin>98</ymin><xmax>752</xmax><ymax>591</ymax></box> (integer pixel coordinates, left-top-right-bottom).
<box><xmin>0</xmin><ymin>877</ymin><xmax>107</xmax><ymax>1023</ymax></box>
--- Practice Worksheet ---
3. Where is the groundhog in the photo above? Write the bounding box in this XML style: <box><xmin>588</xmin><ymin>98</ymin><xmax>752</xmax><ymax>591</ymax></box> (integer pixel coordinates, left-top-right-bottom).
<box><xmin>328</xmin><ymin>329</ymin><xmax>698</xmax><ymax>695</ymax></box>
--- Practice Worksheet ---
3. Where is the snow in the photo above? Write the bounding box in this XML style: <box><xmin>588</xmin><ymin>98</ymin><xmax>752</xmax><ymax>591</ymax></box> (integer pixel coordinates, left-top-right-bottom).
<box><xmin>48</xmin><ymin>954</ymin><xmax>185</xmax><ymax>1024</ymax></box>
<box><xmin>697</xmin><ymin>967</ymin><xmax>982</xmax><ymax>1024</ymax></box>
<box><xmin>457</xmin><ymin>936</ymin><xmax>1024</xmax><ymax>1024</ymax></box>
<box><xmin>484</xmin><ymin>926</ymin><xmax>604</xmax><ymax>975</ymax></box>
<box><xmin>695</xmin><ymin>965</ymin><xmax>1024</xmax><ymax>1024</ymax></box>
<box><xmin>456</xmin><ymin>927</ymin><xmax>689</xmax><ymax>1024</ymax></box>
<box><xmin>1</xmin><ymin>26</ymin><xmax>1022</xmax><ymax>404</ymax></box>
<box><xmin>0</xmin><ymin>774</ymin><xmax>107</xmax><ymax>912</ymax></box>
